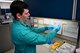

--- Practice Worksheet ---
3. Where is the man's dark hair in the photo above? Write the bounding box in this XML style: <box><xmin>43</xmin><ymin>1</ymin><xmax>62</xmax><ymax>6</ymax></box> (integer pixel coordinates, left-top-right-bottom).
<box><xmin>10</xmin><ymin>1</ymin><xmax>28</xmax><ymax>20</ymax></box>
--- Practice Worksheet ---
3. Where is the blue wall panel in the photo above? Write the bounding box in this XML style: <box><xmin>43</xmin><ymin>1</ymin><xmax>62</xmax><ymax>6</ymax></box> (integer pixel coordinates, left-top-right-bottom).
<box><xmin>24</xmin><ymin>0</ymin><xmax>73</xmax><ymax>20</ymax></box>
<box><xmin>1</xmin><ymin>9</ymin><xmax>10</xmax><ymax>15</ymax></box>
<box><xmin>76</xmin><ymin>0</ymin><xmax>80</xmax><ymax>21</ymax></box>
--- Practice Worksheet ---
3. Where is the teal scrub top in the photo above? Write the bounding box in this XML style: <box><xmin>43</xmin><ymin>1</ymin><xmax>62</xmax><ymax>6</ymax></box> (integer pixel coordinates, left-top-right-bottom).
<box><xmin>11</xmin><ymin>20</ymin><xmax>58</xmax><ymax>53</ymax></box>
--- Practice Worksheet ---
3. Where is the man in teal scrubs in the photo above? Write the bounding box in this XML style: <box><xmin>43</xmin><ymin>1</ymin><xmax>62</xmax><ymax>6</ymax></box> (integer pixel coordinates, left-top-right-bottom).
<box><xmin>10</xmin><ymin>1</ymin><xmax>61</xmax><ymax>53</ymax></box>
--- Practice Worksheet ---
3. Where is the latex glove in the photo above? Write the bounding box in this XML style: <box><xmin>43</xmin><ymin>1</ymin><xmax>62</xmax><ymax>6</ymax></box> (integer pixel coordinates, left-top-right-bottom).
<box><xmin>53</xmin><ymin>25</ymin><xmax>61</xmax><ymax>32</ymax></box>
<box><xmin>45</xmin><ymin>25</ymin><xmax>55</xmax><ymax>30</ymax></box>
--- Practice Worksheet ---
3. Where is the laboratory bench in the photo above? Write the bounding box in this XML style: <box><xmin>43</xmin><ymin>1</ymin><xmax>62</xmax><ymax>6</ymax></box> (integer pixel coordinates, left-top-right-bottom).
<box><xmin>33</xmin><ymin>17</ymin><xmax>80</xmax><ymax>53</ymax></box>
<box><xmin>36</xmin><ymin>32</ymin><xmax>80</xmax><ymax>53</ymax></box>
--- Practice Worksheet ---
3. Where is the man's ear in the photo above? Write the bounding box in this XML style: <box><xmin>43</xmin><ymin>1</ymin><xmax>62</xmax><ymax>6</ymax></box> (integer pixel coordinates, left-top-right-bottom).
<box><xmin>16</xmin><ymin>13</ymin><xmax>21</xmax><ymax>19</ymax></box>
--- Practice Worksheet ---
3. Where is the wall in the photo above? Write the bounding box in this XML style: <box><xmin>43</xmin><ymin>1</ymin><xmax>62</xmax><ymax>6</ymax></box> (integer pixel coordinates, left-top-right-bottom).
<box><xmin>76</xmin><ymin>0</ymin><xmax>80</xmax><ymax>20</ymax></box>
<box><xmin>25</xmin><ymin>0</ymin><xmax>73</xmax><ymax>20</ymax></box>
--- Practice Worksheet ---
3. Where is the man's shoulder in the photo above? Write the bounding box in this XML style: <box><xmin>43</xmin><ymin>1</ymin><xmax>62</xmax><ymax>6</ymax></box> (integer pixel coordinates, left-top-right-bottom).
<box><xmin>12</xmin><ymin>22</ymin><xmax>30</xmax><ymax>30</ymax></box>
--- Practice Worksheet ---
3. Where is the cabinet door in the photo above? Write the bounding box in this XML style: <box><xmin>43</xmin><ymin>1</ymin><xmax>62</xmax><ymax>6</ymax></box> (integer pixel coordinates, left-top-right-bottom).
<box><xmin>0</xmin><ymin>24</ymin><xmax>13</xmax><ymax>52</ymax></box>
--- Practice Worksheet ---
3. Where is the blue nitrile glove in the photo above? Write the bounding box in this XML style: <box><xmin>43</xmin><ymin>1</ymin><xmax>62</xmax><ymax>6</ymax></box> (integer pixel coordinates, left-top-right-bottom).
<box><xmin>48</xmin><ymin>41</ymin><xmax>54</xmax><ymax>45</ymax></box>
<box><xmin>53</xmin><ymin>25</ymin><xmax>61</xmax><ymax>32</ymax></box>
<box><xmin>45</xmin><ymin>25</ymin><xmax>55</xmax><ymax>30</ymax></box>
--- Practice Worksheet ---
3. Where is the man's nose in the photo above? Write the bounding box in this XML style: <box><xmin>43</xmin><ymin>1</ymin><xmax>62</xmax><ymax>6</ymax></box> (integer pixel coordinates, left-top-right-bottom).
<box><xmin>28</xmin><ymin>13</ymin><xmax>30</xmax><ymax>16</ymax></box>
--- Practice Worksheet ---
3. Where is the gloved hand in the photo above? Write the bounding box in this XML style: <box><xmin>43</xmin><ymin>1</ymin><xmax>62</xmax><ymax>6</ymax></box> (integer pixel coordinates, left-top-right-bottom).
<box><xmin>45</xmin><ymin>25</ymin><xmax>55</xmax><ymax>30</ymax></box>
<box><xmin>48</xmin><ymin>41</ymin><xmax>54</xmax><ymax>45</ymax></box>
<box><xmin>53</xmin><ymin>25</ymin><xmax>61</xmax><ymax>32</ymax></box>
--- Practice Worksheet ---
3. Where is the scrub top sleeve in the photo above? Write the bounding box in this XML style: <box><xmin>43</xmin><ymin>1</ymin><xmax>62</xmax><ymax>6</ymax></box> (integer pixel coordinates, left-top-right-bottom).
<box><xmin>19</xmin><ymin>28</ymin><xmax>57</xmax><ymax>45</ymax></box>
<box><xmin>19</xmin><ymin>29</ymin><xmax>47</xmax><ymax>45</ymax></box>
<box><xmin>31</xmin><ymin>27</ymin><xmax>46</xmax><ymax>33</ymax></box>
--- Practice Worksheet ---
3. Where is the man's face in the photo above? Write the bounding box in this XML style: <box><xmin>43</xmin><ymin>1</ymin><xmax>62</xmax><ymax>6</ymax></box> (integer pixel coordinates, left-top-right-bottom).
<box><xmin>21</xmin><ymin>9</ymin><xmax>30</xmax><ymax>21</ymax></box>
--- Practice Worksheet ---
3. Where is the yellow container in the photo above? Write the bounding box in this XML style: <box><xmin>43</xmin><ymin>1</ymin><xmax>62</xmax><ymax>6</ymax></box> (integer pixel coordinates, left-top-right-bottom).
<box><xmin>51</xmin><ymin>42</ymin><xmax>60</xmax><ymax>50</ymax></box>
